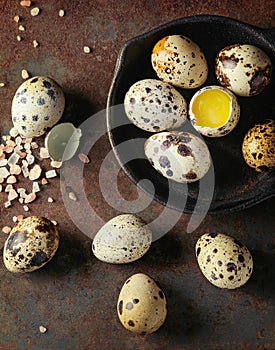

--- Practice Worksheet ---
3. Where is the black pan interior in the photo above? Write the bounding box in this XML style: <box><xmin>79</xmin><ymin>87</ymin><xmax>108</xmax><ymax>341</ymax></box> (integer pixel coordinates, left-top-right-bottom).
<box><xmin>107</xmin><ymin>15</ymin><xmax>275</xmax><ymax>214</ymax></box>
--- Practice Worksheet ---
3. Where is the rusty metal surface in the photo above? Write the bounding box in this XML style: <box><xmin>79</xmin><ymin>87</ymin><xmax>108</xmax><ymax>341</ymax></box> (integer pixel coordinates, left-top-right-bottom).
<box><xmin>0</xmin><ymin>1</ymin><xmax>274</xmax><ymax>349</ymax></box>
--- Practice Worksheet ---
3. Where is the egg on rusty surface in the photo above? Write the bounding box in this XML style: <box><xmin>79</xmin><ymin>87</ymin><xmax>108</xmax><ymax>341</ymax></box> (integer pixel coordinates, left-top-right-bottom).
<box><xmin>92</xmin><ymin>214</ymin><xmax>152</xmax><ymax>264</ymax></box>
<box><xmin>215</xmin><ymin>44</ymin><xmax>272</xmax><ymax>96</ymax></box>
<box><xmin>189</xmin><ymin>85</ymin><xmax>240</xmax><ymax>137</ymax></box>
<box><xmin>242</xmin><ymin>119</ymin><xmax>275</xmax><ymax>172</ymax></box>
<box><xmin>11</xmin><ymin>76</ymin><xmax>65</xmax><ymax>137</ymax></box>
<box><xmin>3</xmin><ymin>216</ymin><xmax>59</xmax><ymax>273</ymax></box>
<box><xmin>124</xmin><ymin>79</ymin><xmax>187</xmax><ymax>132</ymax></box>
<box><xmin>117</xmin><ymin>273</ymin><xmax>167</xmax><ymax>334</ymax></box>
<box><xmin>195</xmin><ymin>233</ymin><xmax>253</xmax><ymax>289</ymax></box>
<box><xmin>151</xmin><ymin>35</ymin><xmax>208</xmax><ymax>89</ymax></box>
<box><xmin>144</xmin><ymin>131</ymin><xmax>211</xmax><ymax>183</ymax></box>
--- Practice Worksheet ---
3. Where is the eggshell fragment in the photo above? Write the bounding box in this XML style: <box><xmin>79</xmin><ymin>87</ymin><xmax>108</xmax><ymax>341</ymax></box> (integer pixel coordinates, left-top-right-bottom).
<box><xmin>195</xmin><ymin>233</ymin><xmax>253</xmax><ymax>289</ymax></box>
<box><xmin>3</xmin><ymin>216</ymin><xmax>59</xmax><ymax>273</ymax></box>
<box><xmin>124</xmin><ymin>79</ymin><xmax>187</xmax><ymax>132</ymax></box>
<box><xmin>92</xmin><ymin>214</ymin><xmax>152</xmax><ymax>264</ymax></box>
<box><xmin>242</xmin><ymin>119</ymin><xmax>275</xmax><ymax>172</ymax></box>
<box><xmin>117</xmin><ymin>273</ymin><xmax>167</xmax><ymax>334</ymax></box>
<box><xmin>151</xmin><ymin>35</ymin><xmax>208</xmax><ymax>89</ymax></box>
<box><xmin>144</xmin><ymin>131</ymin><xmax>211</xmax><ymax>183</ymax></box>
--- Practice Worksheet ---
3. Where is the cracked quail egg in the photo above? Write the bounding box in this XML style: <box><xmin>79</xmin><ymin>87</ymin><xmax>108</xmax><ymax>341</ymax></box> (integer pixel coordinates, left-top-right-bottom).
<box><xmin>151</xmin><ymin>35</ymin><xmax>208</xmax><ymax>89</ymax></box>
<box><xmin>195</xmin><ymin>232</ymin><xmax>253</xmax><ymax>289</ymax></box>
<box><xmin>117</xmin><ymin>273</ymin><xmax>167</xmax><ymax>334</ymax></box>
<box><xmin>3</xmin><ymin>216</ymin><xmax>59</xmax><ymax>273</ymax></box>
<box><xmin>92</xmin><ymin>214</ymin><xmax>152</xmax><ymax>264</ymax></box>
<box><xmin>189</xmin><ymin>85</ymin><xmax>240</xmax><ymax>137</ymax></box>
<box><xmin>215</xmin><ymin>44</ymin><xmax>272</xmax><ymax>96</ymax></box>
<box><xmin>124</xmin><ymin>79</ymin><xmax>187</xmax><ymax>132</ymax></box>
<box><xmin>144</xmin><ymin>131</ymin><xmax>211</xmax><ymax>183</ymax></box>
<box><xmin>11</xmin><ymin>76</ymin><xmax>65</xmax><ymax>137</ymax></box>
<box><xmin>242</xmin><ymin>119</ymin><xmax>275</xmax><ymax>172</ymax></box>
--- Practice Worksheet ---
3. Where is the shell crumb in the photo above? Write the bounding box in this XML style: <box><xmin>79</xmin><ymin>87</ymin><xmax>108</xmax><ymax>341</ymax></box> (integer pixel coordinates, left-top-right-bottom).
<box><xmin>68</xmin><ymin>191</ymin><xmax>77</xmax><ymax>201</ymax></box>
<box><xmin>78</xmin><ymin>153</ymin><xmax>90</xmax><ymax>164</ymax></box>
<box><xmin>9</xmin><ymin>127</ymin><xmax>19</xmax><ymax>138</ymax></box>
<box><xmin>83</xmin><ymin>46</ymin><xmax>91</xmax><ymax>54</ymax></box>
<box><xmin>18</xmin><ymin>25</ymin><xmax>25</xmax><ymax>31</ymax></box>
<box><xmin>20</xmin><ymin>0</ymin><xmax>32</xmax><ymax>6</ymax></box>
<box><xmin>16</xmin><ymin>35</ymin><xmax>22</xmax><ymax>42</ymax></box>
<box><xmin>40</xmin><ymin>147</ymin><xmax>50</xmax><ymax>159</ymax></box>
<box><xmin>50</xmin><ymin>160</ymin><xmax>62</xmax><ymax>168</ymax></box>
<box><xmin>8</xmin><ymin>188</ymin><xmax>18</xmax><ymax>201</ymax></box>
<box><xmin>41</xmin><ymin>178</ymin><xmax>48</xmax><ymax>185</ymax></box>
<box><xmin>58</xmin><ymin>9</ymin><xmax>65</xmax><ymax>17</ymax></box>
<box><xmin>4</xmin><ymin>201</ymin><xmax>11</xmax><ymax>208</ymax></box>
<box><xmin>39</xmin><ymin>325</ymin><xmax>47</xmax><ymax>334</ymax></box>
<box><xmin>29</xmin><ymin>164</ymin><xmax>42</xmax><ymax>181</ymax></box>
<box><xmin>24</xmin><ymin>192</ymin><xmax>36</xmax><ymax>204</ymax></box>
<box><xmin>2</xmin><ymin>226</ymin><xmax>11</xmax><ymax>234</ymax></box>
<box><xmin>17</xmin><ymin>215</ymin><xmax>24</xmax><ymax>221</ymax></box>
<box><xmin>23</xmin><ymin>205</ymin><xmax>29</xmax><ymax>211</ymax></box>
<box><xmin>0</xmin><ymin>82</ymin><xmax>6</xmax><ymax>87</ymax></box>
<box><xmin>13</xmin><ymin>15</ymin><xmax>21</xmax><ymax>23</ymax></box>
<box><xmin>12</xmin><ymin>216</ymin><xmax>18</xmax><ymax>223</ymax></box>
<box><xmin>45</xmin><ymin>170</ymin><xmax>57</xmax><ymax>179</ymax></box>
<box><xmin>33</xmin><ymin>40</ymin><xmax>39</xmax><ymax>48</ymax></box>
<box><xmin>51</xmin><ymin>220</ymin><xmax>58</xmax><ymax>226</ymax></box>
<box><xmin>47</xmin><ymin>197</ymin><xmax>54</xmax><ymax>203</ymax></box>
<box><xmin>21</xmin><ymin>69</ymin><xmax>30</xmax><ymax>79</ymax></box>
<box><xmin>7</xmin><ymin>175</ymin><xmax>17</xmax><ymax>184</ymax></box>
<box><xmin>31</xmin><ymin>7</ymin><xmax>40</xmax><ymax>16</ymax></box>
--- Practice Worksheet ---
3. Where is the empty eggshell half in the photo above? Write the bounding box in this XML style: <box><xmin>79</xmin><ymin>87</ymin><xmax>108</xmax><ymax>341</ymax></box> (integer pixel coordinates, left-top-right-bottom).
<box><xmin>189</xmin><ymin>85</ymin><xmax>240</xmax><ymax>137</ymax></box>
<box><xmin>45</xmin><ymin>122</ymin><xmax>82</xmax><ymax>161</ymax></box>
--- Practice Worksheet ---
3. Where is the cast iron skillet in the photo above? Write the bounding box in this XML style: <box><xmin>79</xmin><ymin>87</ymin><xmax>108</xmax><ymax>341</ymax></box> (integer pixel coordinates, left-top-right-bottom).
<box><xmin>106</xmin><ymin>15</ymin><xmax>275</xmax><ymax>214</ymax></box>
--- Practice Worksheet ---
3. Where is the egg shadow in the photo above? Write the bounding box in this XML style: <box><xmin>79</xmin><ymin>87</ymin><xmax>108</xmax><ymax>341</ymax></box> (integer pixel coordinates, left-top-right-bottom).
<box><xmin>44</xmin><ymin>230</ymin><xmax>94</xmax><ymax>277</ymax></box>
<box><xmin>60</xmin><ymin>91</ymin><xmax>97</xmax><ymax>127</ymax></box>
<box><xmin>158</xmin><ymin>284</ymin><xmax>208</xmax><ymax>342</ymax></box>
<box><xmin>245</xmin><ymin>249</ymin><xmax>275</xmax><ymax>297</ymax></box>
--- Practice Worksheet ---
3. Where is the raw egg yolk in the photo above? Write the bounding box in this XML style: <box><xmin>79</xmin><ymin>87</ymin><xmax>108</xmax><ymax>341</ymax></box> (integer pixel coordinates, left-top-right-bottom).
<box><xmin>192</xmin><ymin>89</ymin><xmax>231</xmax><ymax>128</ymax></box>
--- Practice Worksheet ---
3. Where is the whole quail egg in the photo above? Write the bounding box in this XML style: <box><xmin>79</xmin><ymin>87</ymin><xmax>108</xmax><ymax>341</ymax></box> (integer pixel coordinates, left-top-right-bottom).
<box><xmin>3</xmin><ymin>216</ymin><xmax>59</xmax><ymax>273</ymax></box>
<box><xmin>92</xmin><ymin>214</ymin><xmax>152</xmax><ymax>264</ymax></box>
<box><xmin>151</xmin><ymin>35</ymin><xmax>208</xmax><ymax>89</ymax></box>
<box><xmin>189</xmin><ymin>85</ymin><xmax>240</xmax><ymax>137</ymax></box>
<box><xmin>242</xmin><ymin>119</ymin><xmax>275</xmax><ymax>172</ymax></box>
<box><xmin>124</xmin><ymin>79</ymin><xmax>187</xmax><ymax>132</ymax></box>
<box><xmin>195</xmin><ymin>233</ymin><xmax>253</xmax><ymax>289</ymax></box>
<box><xmin>144</xmin><ymin>131</ymin><xmax>211</xmax><ymax>183</ymax></box>
<box><xmin>215</xmin><ymin>44</ymin><xmax>272</xmax><ymax>96</ymax></box>
<box><xmin>11</xmin><ymin>76</ymin><xmax>65</xmax><ymax>137</ymax></box>
<box><xmin>117</xmin><ymin>273</ymin><xmax>167</xmax><ymax>334</ymax></box>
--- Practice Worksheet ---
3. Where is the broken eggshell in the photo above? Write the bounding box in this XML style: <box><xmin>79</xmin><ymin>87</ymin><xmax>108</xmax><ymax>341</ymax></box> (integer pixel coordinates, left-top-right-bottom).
<box><xmin>3</xmin><ymin>216</ymin><xmax>59</xmax><ymax>273</ymax></box>
<box><xmin>45</xmin><ymin>122</ymin><xmax>82</xmax><ymax>161</ymax></box>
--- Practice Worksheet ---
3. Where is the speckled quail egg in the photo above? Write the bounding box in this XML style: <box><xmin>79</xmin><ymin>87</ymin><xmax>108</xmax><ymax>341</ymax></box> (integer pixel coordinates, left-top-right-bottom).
<box><xmin>215</xmin><ymin>44</ymin><xmax>272</xmax><ymax>96</ymax></box>
<box><xmin>151</xmin><ymin>35</ymin><xmax>208</xmax><ymax>89</ymax></box>
<box><xmin>92</xmin><ymin>214</ymin><xmax>152</xmax><ymax>264</ymax></box>
<box><xmin>189</xmin><ymin>85</ymin><xmax>240</xmax><ymax>137</ymax></box>
<box><xmin>3</xmin><ymin>216</ymin><xmax>59</xmax><ymax>273</ymax></box>
<box><xmin>124</xmin><ymin>79</ymin><xmax>187</xmax><ymax>132</ymax></box>
<box><xmin>242</xmin><ymin>119</ymin><xmax>275</xmax><ymax>172</ymax></box>
<box><xmin>11</xmin><ymin>76</ymin><xmax>65</xmax><ymax>137</ymax></box>
<box><xmin>195</xmin><ymin>233</ymin><xmax>253</xmax><ymax>289</ymax></box>
<box><xmin>144</xmin><ymin>131</ymin><xmax>211</xmax><ymax>183</ymax></box>
<box><xmin>117</xmin><ymin>273</ymin><xmax>167</xmax><ymax>334</ymax></box>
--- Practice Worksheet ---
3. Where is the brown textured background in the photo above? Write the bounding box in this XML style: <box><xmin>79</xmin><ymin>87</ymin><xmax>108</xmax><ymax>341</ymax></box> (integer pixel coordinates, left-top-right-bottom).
<box><xmin>0</xmin><ymin>1</ymin><xmax>274</xmax><ymax>349</ymax></box>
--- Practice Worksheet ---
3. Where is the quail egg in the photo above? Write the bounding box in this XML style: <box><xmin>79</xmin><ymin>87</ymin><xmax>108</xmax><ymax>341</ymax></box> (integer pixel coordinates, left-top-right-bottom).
<box><xmin>151</xmin><ymin>35</ymin><xmax>208</xmax><ymax>89</ymax></box>
<box><xmin>11</xmin><ymin>76</ymin><xmax>65</xmax><ymax>137</ymax></box>
<box><xmin>195</xmin><ymin>232</ymin><xmax>253</xmax><ymax>289</ymax></box>
<box><xmin>92</xmin><ymin>214</ymin><xmax>152</xmax><ymax>264</ymax></box>
<box><xmin>124</xmin><ymin>79</ymin><xmax>187</xmax><ymax>132</ymax></box>
<box><xmin>117</xmin><ymin>273</ymin><xmax>167</xmax><ymax>334</ymax></box>
<box><xmin>215</xmin><ymin>44</ymin><xmax>272</xmax><ymax>96</ymax></box>
<box><xmin>144</xmin><ymin>131</ymin><xmax>211</xmax><ymax>183</ymax></box>
<box><xmin>242</xmin><ymin>119</ymin><xmax>275</xmax><ymax>172</ymax></box>
<box><xmin>189</xmin><ymin>85</ymin><xmax>240</xmax><ymax>137</ymax></box>
<box><xmin>3</xmin><ymin>216</ymin><xmax>59</xmax><ymax>273</ymax></box>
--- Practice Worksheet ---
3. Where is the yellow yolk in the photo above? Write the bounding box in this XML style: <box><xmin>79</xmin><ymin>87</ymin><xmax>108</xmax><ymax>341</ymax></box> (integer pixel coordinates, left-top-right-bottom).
<box><xmin>192</xmin><ymin>89</ymin><xmax>231</xmax><ymax>128</ymax></box>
